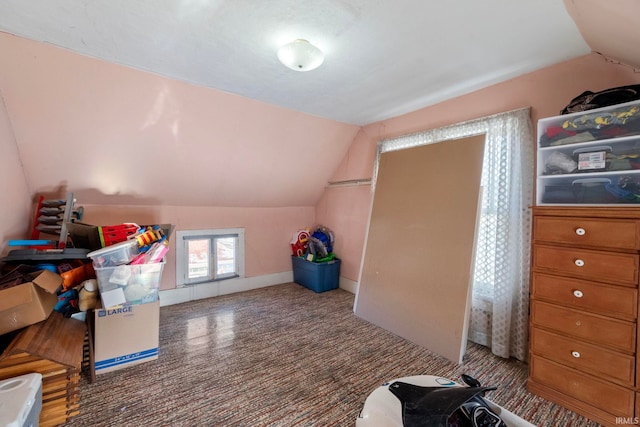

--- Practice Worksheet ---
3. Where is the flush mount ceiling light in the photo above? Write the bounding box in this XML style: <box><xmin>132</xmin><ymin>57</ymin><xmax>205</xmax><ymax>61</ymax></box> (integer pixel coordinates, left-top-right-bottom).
<box><xmin>277</xmin><ymin>39</ymin><xmax>324</xmax><ymax>72</ymax></box>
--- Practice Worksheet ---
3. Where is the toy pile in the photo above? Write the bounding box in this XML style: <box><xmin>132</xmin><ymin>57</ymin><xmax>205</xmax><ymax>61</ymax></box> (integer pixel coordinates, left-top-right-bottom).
<box><xmin>87</xmin><ymin>225</ymin><xmax>168</xmax><ymax>268</ymax></box>
<box><xmin>290</xmin><ymin>225</ymin><xmax>336</xmax><ymax>263</ymax></box>
<box><xmin>48</xmin><ymin>223</ymin><xmax>171</xmax><ymax>315</ymax></box>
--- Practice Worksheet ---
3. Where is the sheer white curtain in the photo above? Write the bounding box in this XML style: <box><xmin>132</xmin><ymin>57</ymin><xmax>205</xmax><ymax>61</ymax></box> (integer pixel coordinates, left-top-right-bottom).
<box><xmin>378</xmin><ymin>108</ymin><xmax>534</xmax><ymax>361</ymax></box>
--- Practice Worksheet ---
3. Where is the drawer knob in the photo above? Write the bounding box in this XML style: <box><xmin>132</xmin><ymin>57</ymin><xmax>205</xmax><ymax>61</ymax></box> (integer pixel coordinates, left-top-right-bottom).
<box><xmin>574</xmin><ymin>259</ymin><xmax>585</xmax><ymax>267</ymax></box>
<box><xmin>573</xmin><ymin>290</ymin><xmax>584</xmax><ymax>298</ymax></box>
<box><xmin>575</xmin><ymin>228</ymin><xmax>586</xmax><ymax>236</ymax></box>
<box><xmin>571</xmin><ymin>351</ymin><xmax>581</xmax><ymax>358</ymax></box>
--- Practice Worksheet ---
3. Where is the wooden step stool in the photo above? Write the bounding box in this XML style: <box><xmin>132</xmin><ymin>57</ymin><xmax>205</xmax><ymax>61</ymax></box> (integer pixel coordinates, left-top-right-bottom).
<box><xmin>0</xmin><ymin>312</ymin><xmax>86</xmax><ymax>427</ymax></box>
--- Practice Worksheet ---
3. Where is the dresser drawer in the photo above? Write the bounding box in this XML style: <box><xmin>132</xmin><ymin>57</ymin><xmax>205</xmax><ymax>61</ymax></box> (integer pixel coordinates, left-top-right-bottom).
<box><xmin>532</xmin><ymin>273</ymin><xmax>638</xmax><ymax>320</ymax></box>
<box><xmin>530</xmin><ymin>355</ymin><xmax>634</xmax><ymax>417</ymax></box>
<box><xmin>533</xmin><ymin>244</ymin><xmax>639</xmax><ymax>285</ymax></box>
<box><xmin>534</xmin><ymin>216</ymin><xmax>639</xmax><ymax>250</ymax></box>
<box><xmin>531</xmin><ymin>301</ymin><xmax>636</xmax><ymax>352</ymax></box>
<box><xmin>530</xmin><ymin>328</ymin><xmax>635</xmax><ymax>386</ymax></box>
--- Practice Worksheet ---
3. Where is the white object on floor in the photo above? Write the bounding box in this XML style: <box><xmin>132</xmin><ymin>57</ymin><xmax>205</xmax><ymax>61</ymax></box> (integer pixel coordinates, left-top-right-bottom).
<box><xmin>0</xmin><ymin>372</ymin><xmax>43</xmax><ymax>427</ymax></box>
<box><xmin>356</xmin><ymin>375</ymin><xmax>536</xmax><ymax>427</ymax></box>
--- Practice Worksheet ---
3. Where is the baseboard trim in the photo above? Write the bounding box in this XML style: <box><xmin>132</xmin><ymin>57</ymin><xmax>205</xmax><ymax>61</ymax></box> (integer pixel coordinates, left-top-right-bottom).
<box><xmin>160</xmin><ymin>272</ymin><xmax>357</xmax><ymax>306</ymax></box>
<box><xmin>159</xmin><ymin>271</ymin><xmax>293</xmax><ymax>307</ymax></box>
<box><xmin>340</xmin><ymin>277</ymin><xmax>358</xmax><ymax>294</ymax></box>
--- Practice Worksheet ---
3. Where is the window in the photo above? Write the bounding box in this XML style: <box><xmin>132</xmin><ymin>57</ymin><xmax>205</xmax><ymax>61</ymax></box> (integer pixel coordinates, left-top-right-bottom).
<box><xmin>176</xmin><ymin>228</ymin><xmax>245</xmax><ymax>286</ymax></box>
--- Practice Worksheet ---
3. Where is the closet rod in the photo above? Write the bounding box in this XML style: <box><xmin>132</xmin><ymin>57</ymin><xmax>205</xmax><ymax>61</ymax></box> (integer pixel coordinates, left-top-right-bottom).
<box><xmin>326</xmin><ymin>178</ymin><xmax>372</xmax><ymax>188</ymax></box>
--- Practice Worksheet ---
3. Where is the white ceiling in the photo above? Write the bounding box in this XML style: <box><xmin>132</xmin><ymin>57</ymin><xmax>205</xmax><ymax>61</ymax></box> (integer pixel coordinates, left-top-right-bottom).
<box><xmin>0</xmin><ymin>0</ymin><xmax>591</xmax><ymax>125</ymax></box>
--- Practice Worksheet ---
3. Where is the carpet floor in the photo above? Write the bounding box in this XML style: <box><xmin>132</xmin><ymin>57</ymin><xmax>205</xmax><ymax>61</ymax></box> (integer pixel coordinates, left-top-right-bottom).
<box><xmin>62</xmin><ymin>283</ymin><xmax>600</xmax><ymax>426</ymax></box>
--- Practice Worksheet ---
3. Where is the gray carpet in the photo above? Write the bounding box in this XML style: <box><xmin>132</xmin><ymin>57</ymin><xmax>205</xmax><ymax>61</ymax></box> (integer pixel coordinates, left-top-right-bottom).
<box><xmin>63</xmin><ymin>283</ymin><xmax>599</xmax><ymax>426</ymax></box>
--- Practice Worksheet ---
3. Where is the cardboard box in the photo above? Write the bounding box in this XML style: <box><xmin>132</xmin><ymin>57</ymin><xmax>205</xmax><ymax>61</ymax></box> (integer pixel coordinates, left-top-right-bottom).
<box><xmin>66</xmin><ymin>222</ymin><xmax>104</xmax><ymax>250</ymax></box>
<box><xmin>0</xmin><ymin>270</ymin><xmax>62</xmax><ymax>335</ymax></box>
<box><xmin>93</xmin><ymin>301</ymin><xmax>160</xmax><ymax>374</ymax></box>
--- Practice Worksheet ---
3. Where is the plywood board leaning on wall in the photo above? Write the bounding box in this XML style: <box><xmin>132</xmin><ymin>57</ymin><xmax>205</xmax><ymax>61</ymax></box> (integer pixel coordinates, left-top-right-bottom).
<box><xmin>355</xmin><ymin>134</ymin><xmax>485</xmax><ymax>364</ymax></box>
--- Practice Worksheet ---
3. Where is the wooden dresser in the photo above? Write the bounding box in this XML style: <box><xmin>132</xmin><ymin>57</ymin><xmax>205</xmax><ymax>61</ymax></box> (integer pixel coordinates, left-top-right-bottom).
<box><xmin>528</xmin><ymin>206</ymin><xmax>640</xmax><ymax>426</ymax></box>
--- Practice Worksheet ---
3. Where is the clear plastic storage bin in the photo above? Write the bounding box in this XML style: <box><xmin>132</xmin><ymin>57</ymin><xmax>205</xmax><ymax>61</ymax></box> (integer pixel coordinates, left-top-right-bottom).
<box><xmin>87</xmin><ymin>239</ymin><xmax>139</xmax><ymax>268</ymax></box>
<box><xmin>537</xmin><ymin>100</ymin><xmax>640</xmax><ymax>205</ymax></box>
<box><xmin>538</xmin><ymin>172</ymin><xmax>640</xmax><ymax>205</ymax></box>
<box><xmin>538</xmin><ymin>99</ymin><xmax>640</xmax><ymax>147</ymax></box>
<box><xmin>94</xmin><ymin>261</ymin><xmax>165</xmax><ymax>308</ymax></box>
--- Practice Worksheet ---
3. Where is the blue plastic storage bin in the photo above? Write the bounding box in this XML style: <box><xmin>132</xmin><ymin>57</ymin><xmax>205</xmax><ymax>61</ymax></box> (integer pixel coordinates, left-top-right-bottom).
<box><xmin>291</xmin><ymin>256</ymin><xmax>340</xmax><ymax>293</ymax></box>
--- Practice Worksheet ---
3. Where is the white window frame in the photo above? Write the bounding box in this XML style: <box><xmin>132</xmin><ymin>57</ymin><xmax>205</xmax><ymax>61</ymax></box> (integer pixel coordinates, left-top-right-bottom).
<box><xmin>175</xmin><ymin>228</ymin><xmax>245</xmax><ymax>287</ymax></box>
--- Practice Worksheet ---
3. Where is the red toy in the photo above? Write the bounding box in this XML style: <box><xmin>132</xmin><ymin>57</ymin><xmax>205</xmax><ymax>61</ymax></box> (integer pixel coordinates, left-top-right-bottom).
<box><xmin>290</xmin><ymin>229</ymin><xmax>310</xmax><ymax>256</ymax></box>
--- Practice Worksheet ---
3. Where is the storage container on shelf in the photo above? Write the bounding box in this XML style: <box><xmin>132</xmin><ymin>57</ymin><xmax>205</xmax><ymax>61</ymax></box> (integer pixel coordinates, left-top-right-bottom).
<box><xmin>87</xmin><ymin>239</ymin><xmax>139</xmax><ymax>268</ymax></box>
<box><xmin>538</xmin><ymin>172</ymin><xmax>640</xmax><ymax>205</ymax></box>
<box><xmin>537</xmin><ymin>99</ymin><xmax>640</xmax><ymax>206</ymax></box>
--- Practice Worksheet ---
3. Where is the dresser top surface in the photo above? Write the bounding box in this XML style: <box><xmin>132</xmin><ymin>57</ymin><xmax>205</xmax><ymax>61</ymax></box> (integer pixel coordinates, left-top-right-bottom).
<box><xmin>533</xmin><ymin>206</ymin><xmax>640</xmax><ymax>219</ymax></box>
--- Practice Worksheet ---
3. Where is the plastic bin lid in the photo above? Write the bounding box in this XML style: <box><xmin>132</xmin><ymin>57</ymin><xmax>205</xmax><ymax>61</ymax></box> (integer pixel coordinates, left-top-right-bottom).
<box><xmin>0</xmin><ymin>373</ymin><xmax>43</xmax><ymax>427</ymax></box>
<box><xmin>87</xmin><ymin>239</ymin><xmax>138</xmax><ymax>259</ymax></box>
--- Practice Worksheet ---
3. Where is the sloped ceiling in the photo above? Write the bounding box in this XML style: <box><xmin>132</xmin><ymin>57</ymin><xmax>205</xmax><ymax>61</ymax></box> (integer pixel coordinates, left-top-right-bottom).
<box><xmin>0</xmin><ymin>0</ymin><xmax>590</xmax><ymax>126</ymax></box>
<box><xmin>564</xmin><ymin>0</ymin><xmax>640</xmax><ymax>70</ymax></box>
<box><xmin>0</xmin><ymin>1</ymin><xmax>637</xmax><ymax>208</ymax></box>
<box><xmin>0</xmin><ymin>33</ymin><xmax>360</xmax><ymax>208</ymax></box>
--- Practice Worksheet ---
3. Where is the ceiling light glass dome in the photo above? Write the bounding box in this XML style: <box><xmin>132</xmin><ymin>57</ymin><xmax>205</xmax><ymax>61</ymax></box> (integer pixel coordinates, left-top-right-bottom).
<box><xmin>277</xmin><ymin>39</ymin><xmax>324</xmax><ymax>72</ymax></box>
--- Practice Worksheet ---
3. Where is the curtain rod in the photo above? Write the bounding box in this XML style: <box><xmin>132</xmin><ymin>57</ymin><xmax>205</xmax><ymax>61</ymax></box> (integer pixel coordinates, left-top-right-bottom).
<box><xmin>380</xmin><ymin>106</ymin><xmax>531</xmax><ymax>145</ymax></box>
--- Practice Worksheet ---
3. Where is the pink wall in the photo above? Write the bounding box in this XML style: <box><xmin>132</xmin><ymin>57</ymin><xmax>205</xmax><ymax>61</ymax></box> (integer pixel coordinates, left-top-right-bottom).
<box><xmin>81</xmin><ymin>204</ymin><xmax>315</xmax><ymax>291</ymax></box>
<box><xmin>0</xmin><ymin>92</ymin><xmax>31</xmax><ymax>257</ymax></box>
<box><xmin>0</xmin><ymin>32</ymin><xmax>349</xmax><ymax>287</ymax></box>
<box><xmin>0</xmin><ymin>32</ymin><xmax>360</xmax><ymax>209</ymax></box>
<box><xmin>3</xmin><ymin>33</ymin><xmax>640</xmax><ymax>290</ymax></box>
<box><xmin>317</xmin><ymin>53</ymin><xmax>640</xmax><ymax>282</ymax></box>
<box><xmin>315</xmin><ymin>128</ymin><xmax>377</xmax><ymax>280</ymax></box>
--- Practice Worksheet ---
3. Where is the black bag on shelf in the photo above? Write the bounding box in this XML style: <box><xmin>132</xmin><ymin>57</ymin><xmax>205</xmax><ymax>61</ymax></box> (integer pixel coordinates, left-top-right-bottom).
<box><xmin>561</xmin><ymin>85</ymin><xmax>640</xmax><ymax>115</ymax></box>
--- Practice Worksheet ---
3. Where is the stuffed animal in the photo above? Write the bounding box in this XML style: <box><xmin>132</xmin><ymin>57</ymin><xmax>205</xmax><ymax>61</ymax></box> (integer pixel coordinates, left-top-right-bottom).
<box><xmin>78</xmin><ymin>279</ymin><xmax>99</xmax><ymax>311</ymax></box>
